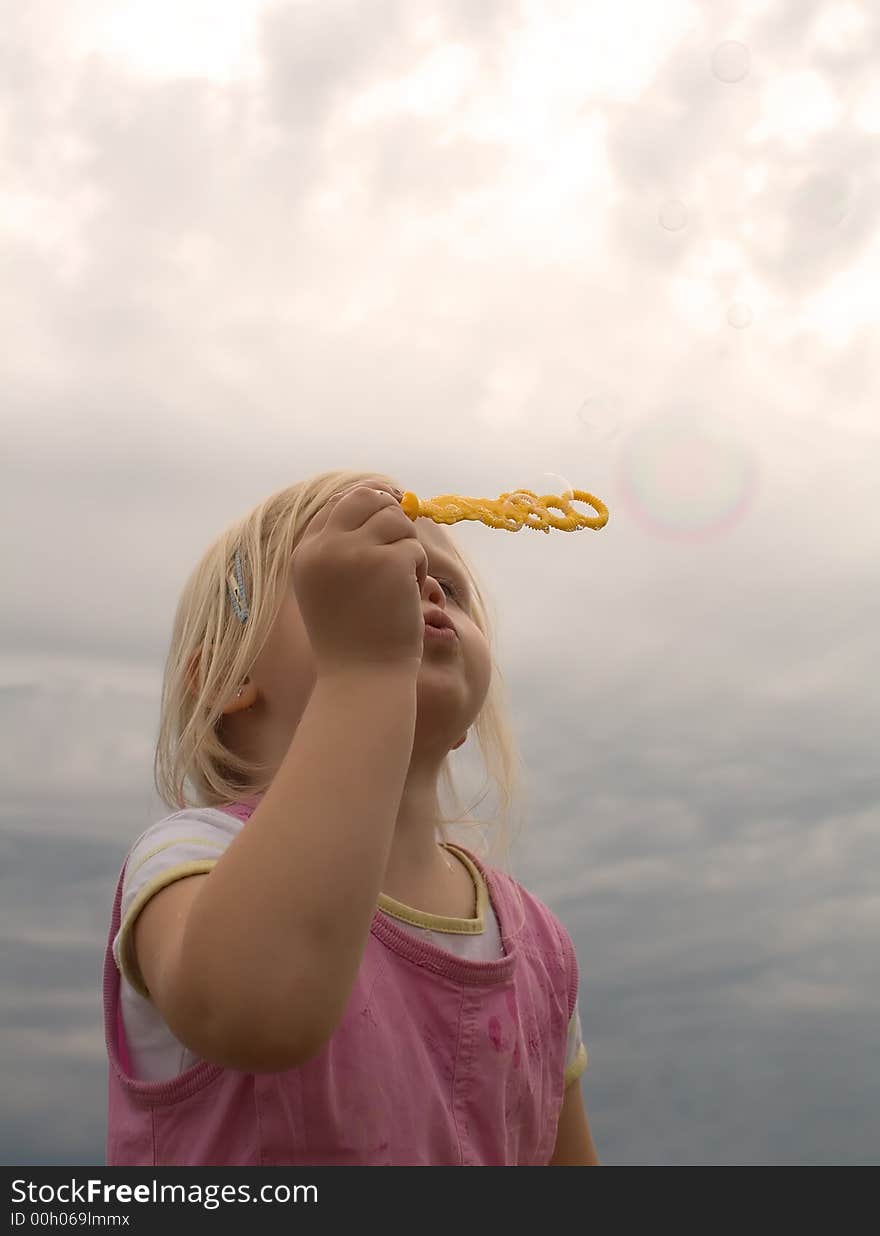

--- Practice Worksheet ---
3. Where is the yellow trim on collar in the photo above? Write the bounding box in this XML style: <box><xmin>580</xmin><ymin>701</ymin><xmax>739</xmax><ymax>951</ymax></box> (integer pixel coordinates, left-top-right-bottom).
<box><xmin>376</xmin><ymin>843</ymin><xmax>487</xmax><ymax>935</ymax></box>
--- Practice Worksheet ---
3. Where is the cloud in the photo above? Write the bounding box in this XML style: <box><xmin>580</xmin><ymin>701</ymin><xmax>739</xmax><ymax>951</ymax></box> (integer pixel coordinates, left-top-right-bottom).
<box><xmin>2</xmin><ymin>0</ymin><xmax>878</xmax><ymax>1166</ymax></box>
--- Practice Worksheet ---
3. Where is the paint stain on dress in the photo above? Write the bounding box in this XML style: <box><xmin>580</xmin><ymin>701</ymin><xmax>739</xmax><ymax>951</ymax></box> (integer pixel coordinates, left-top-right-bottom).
<box><xmin>488</xmin><ymin>1014</ymin><xmax>508</xmax><ymax>1051</ymax></box>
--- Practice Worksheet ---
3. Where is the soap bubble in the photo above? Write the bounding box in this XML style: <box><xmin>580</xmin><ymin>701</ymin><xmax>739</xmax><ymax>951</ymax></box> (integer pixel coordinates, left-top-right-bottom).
<box><xmin>659</xmin><ymin>200</ymin><xmax>689</xmax><ymax>231</ymax></box>
<box><xmin>727</xmin><ymin>302</ymin><xmax>753</xmax><ymax>329</ymax></box>
<box><xmin>540</xmin><ymin>470</ymin><xmax>577</xmax><ymax>501</ymax></box>
<box><xmin>576</xmin><ymin>392</ymin><xmax>625</xmax><ymax>450</ymax></box>
<box><xmin>789</xmin><ymin>171</ymin><xmax>855</xmax><ymax>229</ymax></box>
<box><xmin>711</xmin><ymin>41</ymin><xmax>751</xmax><ymax>83</ymax></box>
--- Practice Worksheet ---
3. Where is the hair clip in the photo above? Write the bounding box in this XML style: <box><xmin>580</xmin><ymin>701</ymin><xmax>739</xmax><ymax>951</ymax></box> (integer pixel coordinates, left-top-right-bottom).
<box><xmin>227</xmin><ymin>548</ymin><xmax>249</xmax><ymax>622</ymax></box>
<box><xmin>397</xmin><ymin>488</ymin><xmax>608</xmax><ymax>534</ymax></box>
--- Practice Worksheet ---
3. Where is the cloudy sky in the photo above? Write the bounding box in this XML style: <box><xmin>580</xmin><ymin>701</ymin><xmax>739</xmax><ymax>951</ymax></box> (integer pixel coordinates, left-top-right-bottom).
<box><xmin>3</xmin><ymin>0</ymin><xmax>879</xmax><ymax>1167</ymax></box>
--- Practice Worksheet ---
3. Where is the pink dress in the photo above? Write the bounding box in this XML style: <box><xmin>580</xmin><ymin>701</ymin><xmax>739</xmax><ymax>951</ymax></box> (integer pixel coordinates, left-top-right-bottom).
<box><xmin>103</xmin><ymin>796</ymin><xmax>580</xmax><ymax>1165</ymax></box>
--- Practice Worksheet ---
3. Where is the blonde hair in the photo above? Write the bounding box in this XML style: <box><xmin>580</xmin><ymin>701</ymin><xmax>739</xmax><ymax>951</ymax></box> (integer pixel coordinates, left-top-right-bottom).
<box><xmin>153</xmin><ymin>468</ymin><xmax>530</xmax><ymax>929</ymax></box>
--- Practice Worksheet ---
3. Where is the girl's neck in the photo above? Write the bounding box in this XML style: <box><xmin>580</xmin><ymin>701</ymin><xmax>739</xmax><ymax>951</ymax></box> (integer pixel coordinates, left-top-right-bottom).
<box><xmin>380</xmin><ymin>844</ymin><xmax>476</xmax><ymax>920</ymax></box>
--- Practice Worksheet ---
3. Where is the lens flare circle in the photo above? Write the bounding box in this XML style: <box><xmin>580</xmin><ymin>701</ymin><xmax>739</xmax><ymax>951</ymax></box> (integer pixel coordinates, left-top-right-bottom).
<box><xmin>617</xmin><ymin>411</ymin><xmax>760</xmax><ymax>542</ymax></box>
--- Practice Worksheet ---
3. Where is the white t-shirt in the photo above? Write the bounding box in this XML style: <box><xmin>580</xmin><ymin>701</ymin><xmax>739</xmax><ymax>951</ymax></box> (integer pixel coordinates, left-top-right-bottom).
<box><xmin>112</xmin><ymin>808</ymin><xmax>589</xmax><ymax>1086</ymax></box>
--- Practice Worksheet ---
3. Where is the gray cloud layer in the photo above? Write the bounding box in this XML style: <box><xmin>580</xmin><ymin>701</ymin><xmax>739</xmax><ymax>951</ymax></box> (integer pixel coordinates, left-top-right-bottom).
<box><xmin>2</xmin><ymin>0</ymin><xmax>879</xmax><ymax>1165</ymax></box>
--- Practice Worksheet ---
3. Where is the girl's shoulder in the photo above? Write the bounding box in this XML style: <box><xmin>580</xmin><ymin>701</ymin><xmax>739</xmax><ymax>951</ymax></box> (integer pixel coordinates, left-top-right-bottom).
<box><xmin>124</xmin><ymin>805</ymin><xmax>242</xmax><ymax>868</ymax></box>
<box><xmin>450</xmin><ymin>839</ymin><xmax>575</xmax><ymax>941</ymax></box>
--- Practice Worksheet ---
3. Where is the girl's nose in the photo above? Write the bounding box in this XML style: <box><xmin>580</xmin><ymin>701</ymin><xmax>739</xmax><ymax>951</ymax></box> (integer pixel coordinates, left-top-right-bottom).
<box><xmin>361</xmin><ymin>482</ymin><xmax>402</xmax><ymax>501</ymax></box>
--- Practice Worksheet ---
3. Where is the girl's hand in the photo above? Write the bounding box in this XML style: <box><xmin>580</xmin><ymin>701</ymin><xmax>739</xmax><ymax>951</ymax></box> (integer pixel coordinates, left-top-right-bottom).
<box><xmin>292</xmin><ymin>485</ymin><xmax>428</xmax><ymax>675</ymax></box>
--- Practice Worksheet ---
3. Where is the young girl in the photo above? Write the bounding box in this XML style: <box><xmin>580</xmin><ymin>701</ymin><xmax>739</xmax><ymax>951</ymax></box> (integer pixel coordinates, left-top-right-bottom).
<box><xmin>102</xmin><ymin>469</ymin><xmax>599</xmax><ymax>1166</ymax></box>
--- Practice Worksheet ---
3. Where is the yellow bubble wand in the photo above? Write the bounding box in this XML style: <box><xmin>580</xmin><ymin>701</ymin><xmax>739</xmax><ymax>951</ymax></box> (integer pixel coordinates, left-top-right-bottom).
<box><xmin>397</xmin><ymin>488</ymin><xmax>608</xmax><ymax>534</ymax></box>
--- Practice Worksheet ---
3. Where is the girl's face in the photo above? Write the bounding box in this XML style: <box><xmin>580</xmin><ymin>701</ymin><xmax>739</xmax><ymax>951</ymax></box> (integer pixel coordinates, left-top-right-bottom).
<box><xmin>234</xmin><ymin>483</ymin><xmax>492</xmax><ymax>768</ymax></box>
